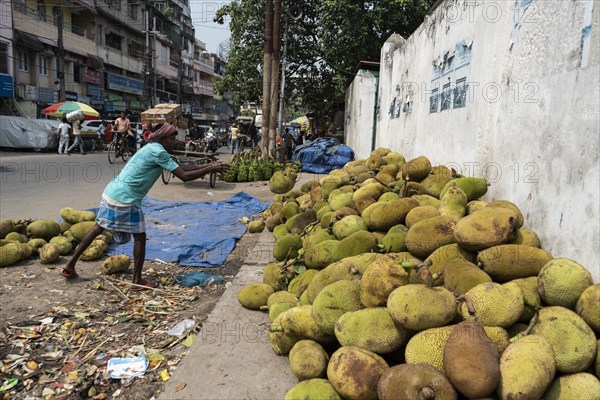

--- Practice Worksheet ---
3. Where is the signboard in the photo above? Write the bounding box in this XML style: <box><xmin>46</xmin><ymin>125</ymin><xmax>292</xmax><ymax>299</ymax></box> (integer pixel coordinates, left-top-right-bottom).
<box><xmin>65</xmin><ymin>91</ymin><xmax>78</xmax><ymax>101</ymax></box>
<box><xmin>87</xmin><ymin>84</ymin><xmax>102</xmax><ymax>97</ymax></box>
<box><xmin>37</xmin><ymin>87</ymin><xmax>58</xmax><ymax>104</ymax></box>
<box><xmin>107</xmin><ymin>73</ymin><xmax>143</xmax><ymax>96</ymax></box>
<box><xmin>25</xmin><ymin>85</ymin><xmax>37</xmax><ymax>101</ymax></box>
<box><xmin>77</xmin><ymin>94</ymin><xmax>91</xmax><ymax>104</ymax></box>
<box><xmin>0</xmin><ymin>74</ymin><xmax>14</xmax><ymax>98</ymax></box>
<box><xmin>83</xmin><ymin>68</ymin><xmax>100</xmax><ymax>84</ymax></box>
<box><xmin>130</xmin><ymin>100</ymin><xmax>140</xmax><ymax>110</ymax></box>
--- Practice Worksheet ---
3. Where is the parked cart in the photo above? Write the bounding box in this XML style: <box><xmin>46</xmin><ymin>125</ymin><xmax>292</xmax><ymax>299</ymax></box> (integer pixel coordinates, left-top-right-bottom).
<box><xmin>161</xmin><ymin>149</ymin><xmax>218</xmax><ymax>188</ymax></box>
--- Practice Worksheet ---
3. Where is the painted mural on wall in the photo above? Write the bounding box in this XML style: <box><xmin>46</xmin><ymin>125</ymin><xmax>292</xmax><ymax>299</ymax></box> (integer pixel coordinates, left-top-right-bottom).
<box><xmin>429</xmin><ymin>39</ymin><xmax>473</xmax><ymax>113</ymax></box>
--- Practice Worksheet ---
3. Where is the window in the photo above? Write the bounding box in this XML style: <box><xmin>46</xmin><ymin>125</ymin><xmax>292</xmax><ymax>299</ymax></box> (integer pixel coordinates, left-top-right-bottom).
<box><xmin>161</xmin><ymin>47</ymin><xmax>167</xmax><ymax>65</ymax></box>
<box><xmin>37</xmin><ymin>0</ymin><xmax>46</xmax><ymax>21</ymax></box>
<box><xmin>105</xmin><ymin>32</ymin><xmax>122</xmax><ymax>50</ymax></box>
<box><xmin>128</xmin><ymin>41</ymin><xmax>145</xmax><ymax>58</ymax></box>
<box><xmin>127</xmin><ymin>0</ymin><xmax>137</xmax><ymax>19</ymax></box>
<box><xmin>0</xmin><ymin>42</ymin><xmax>8</xmax><ymax>74</ymax></box>
<box><xmin>74</xmin><ymin>64</ymin><xmax>81</xmax><ymax>83</ymax></box>
<box><xmin>104</xmin><ymin>0</ymin><xmax>120</xmax><ymax>11</ymax></box>
<box><xmin>15</xmin><ymin>0</ymin><xmax>26</xmax><ymax>13</ymax></box>
<box><xmin>17</xmin><ymin>50</ymin><xmax>29</xmax><ymax>72</ymax></box>
<box><xmin>38</xmin><ymin>55</ymin><xmax>48</xmax><ymax>75</ymax></box>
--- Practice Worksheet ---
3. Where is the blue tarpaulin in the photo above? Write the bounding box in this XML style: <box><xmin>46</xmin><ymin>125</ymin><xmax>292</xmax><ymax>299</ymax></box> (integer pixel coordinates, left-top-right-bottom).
<box><xmin>291</xmin><ymin>137</ymin><xmax>354</xmax><ymax>174</ymax></box>
<box><xmin>106</xmin><ymin>192</ymin><xmax>269</xmax><ymax>267</ymax></box>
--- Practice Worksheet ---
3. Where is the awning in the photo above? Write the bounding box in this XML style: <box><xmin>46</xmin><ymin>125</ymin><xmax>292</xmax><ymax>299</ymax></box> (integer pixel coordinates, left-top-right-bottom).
<box><xmin>86</xmin><ymin>54</ymin><xmax>104</xmax><ymax>70</ymax></box>
<box><xmin>14</xmin><ymin>31</ymin><xmax>45</xmax><ymax>52</ymax></box>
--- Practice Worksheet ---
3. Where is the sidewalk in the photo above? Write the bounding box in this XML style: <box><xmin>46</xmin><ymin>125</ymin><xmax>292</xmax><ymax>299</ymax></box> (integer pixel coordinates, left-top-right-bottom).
<box><xmin>158</xmin><ymin>228</ymin><xmax>298</xmax><ymax>400</ymax></box>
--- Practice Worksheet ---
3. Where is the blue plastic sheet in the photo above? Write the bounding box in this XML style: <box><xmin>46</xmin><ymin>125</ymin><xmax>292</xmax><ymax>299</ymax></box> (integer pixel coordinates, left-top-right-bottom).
<box><xmin>106</xmin><ymin>192</ymin><xmax>269</xmax><ymax>267</ymax></box>
<box><xmin>175</xmin><ymin>271</ymin><xmax>224</xmax><ymax>287</ymax></box>
<box><xmin>292</xmin><ymin>137</ymin><xmax>354</xmax><ymax>174</ymax></box>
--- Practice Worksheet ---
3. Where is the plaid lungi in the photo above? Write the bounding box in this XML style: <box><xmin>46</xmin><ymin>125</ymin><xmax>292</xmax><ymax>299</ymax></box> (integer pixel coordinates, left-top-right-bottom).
<box><xmin>96</xmin><ymin>197</ymin><xmax>145</xmax><ymax>244</ymax></box>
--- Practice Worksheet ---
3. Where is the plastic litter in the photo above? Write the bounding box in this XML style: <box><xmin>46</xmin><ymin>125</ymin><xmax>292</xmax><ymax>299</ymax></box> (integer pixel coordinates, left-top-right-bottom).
<box><xmin>106</xmin><ymin>356</ymin><xmax>148</xmax><ymax>379</ymax></box>
<box><xmin>167</xmin><ymin>319</ymin><xmax>195</xmax><ymax>337</ymax></box>
<box><xmin>207</xmin><ymin>191</ymin><xmax>214</xmax><ymax>197</ymax></box>
<box><xmin>175</xmin><ymin>271</ymin><xmax>223</xmax><ymax>288</ymax></box>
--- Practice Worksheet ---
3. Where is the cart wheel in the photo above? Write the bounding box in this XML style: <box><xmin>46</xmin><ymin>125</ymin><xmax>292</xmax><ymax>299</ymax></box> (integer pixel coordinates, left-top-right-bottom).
<box><xmin>209</xmin><ymin>172</ymin><xmax>217</xmax><ymax>188</ymax></box>
<box><xmin>121</xmin><ymin>145</ymin><xmax>131</xmax><ymax>162</ymax></box>
<box><xmin>161</xmin><ymin>169</ymin><xmax>171</xmax><ymax>184</ymax></box>
<box><xmin>107</xmin><ymin>142</ymin><xmax>116</xmax><ymax>164</ymax></box>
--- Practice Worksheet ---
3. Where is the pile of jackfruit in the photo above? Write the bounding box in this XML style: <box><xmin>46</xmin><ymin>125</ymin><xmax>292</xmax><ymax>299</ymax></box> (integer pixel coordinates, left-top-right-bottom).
<box><xmin>238</xmin><ymin>148</ymin><xmax>600</xmax><ymax>400</ymax></box>
<box><xmin>0</xmin><ymin>208</ymin><xmax>129</xmax><ymax>273</ymax></box>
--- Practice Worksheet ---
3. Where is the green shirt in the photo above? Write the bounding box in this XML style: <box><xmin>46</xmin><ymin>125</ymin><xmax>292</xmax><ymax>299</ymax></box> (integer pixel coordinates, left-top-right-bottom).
<box><xmin>103</xmin><ymin>143</ymin><xmax>179</xmax><ymax>207</ymax></box>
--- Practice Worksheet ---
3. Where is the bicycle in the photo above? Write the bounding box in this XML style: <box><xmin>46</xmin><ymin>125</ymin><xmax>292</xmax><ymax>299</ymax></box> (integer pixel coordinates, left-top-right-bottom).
<box><xmin>161</xmin><ymin>150</ymin><xmax>218</xmax><ymax>188</ymax></box>
<box><xmin>107</xmin><ymin>132</ymin><xmax>133</xmax><ymax>164</ymax></box>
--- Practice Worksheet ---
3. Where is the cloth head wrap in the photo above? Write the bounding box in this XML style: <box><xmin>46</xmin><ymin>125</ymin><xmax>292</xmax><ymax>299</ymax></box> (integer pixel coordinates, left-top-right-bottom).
<box><xmin>145</xmin><ymin>123</ymin><xmax>177</xmax><ymax>143</ymax></box>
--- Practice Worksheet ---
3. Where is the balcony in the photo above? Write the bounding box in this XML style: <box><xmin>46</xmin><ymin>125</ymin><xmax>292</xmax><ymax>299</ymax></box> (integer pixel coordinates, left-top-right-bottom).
<box><xmin>194</xmin><ymin>79</ymin><xmax>213</xmax><ymax>97</ymax></box>
<box><xmin>99</xmin><ymin>46</ymin><xmax>143</xmax><ymax>72</ymax></box>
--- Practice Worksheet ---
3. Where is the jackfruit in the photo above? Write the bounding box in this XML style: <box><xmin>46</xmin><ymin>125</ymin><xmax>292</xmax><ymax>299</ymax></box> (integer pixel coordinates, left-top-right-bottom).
<box><xmin>26</xmin><ymin>220</ymin><xmax>61</xmax><ymax>241</ymax></box>
<box><xmin>381</xmin><ymin>151</ymin><xmax>405</xmax><ymax>169</ymax></box>
<box><xmin>477</xmin><ymin>244</ymin><xmax>553</xmax><ymax>282</ymax></box>
<box><xmin>454</xmin><ymin>207</ymin><xmax>520</xmax><ymax>251</ymax></box>
<box><xmin>279</xmin><ymin>305</ymin><xmax>334</xmax><ymax>344</ymax></box>
<box><xmin>531</xmin><ymin>306</ymin><xmax>597</xmax><ymax>373</ymax></box>
<box><xmin>362</xmin><ymin>198</ymin><xmax>419</xmax><ymax>231</ymax></box>
<box><xmin>511</xmin><ymin>277</ymin><xmax>543</xmax><ymax>322</ymax></box>
<box><xmin>405</xmin><ymin>206</ymin><xmax>440</xmax><ymax>228</ymax></box>
<box><xmin>49</xmin><ymin>236</ymin><xmax>73</xmax><ymax>255</ymax></box>
<box><xmin>444</xmin><ymin>259</ymin><xmax>492</xmax><ymax>295</ymax></box>
<box><xmin>266</xmin><ymin>291</ymin><xmax>298</xmax><ymax>309</ymax></box>
<box><xmin>68</xmin><ymin>221</ymin><xmax>97</xmax><ymax>241</ymax></box>
<box><xmin>237</xmin><ymin>283</ymin><xmax>274</xmax><ymax>310</ymax></box>
<box><xmin>288</xmin><ymin>269</ymin><xmax>319</xmax><ymax>297</ymax></box>
<box><xmin>440</xmin><ymin>177</ymin><xmax>489</xmax><ymax>201</ymax></box>
<box><xmin>269</xmin><ymin>169</ymin><xmax>297</xmax><ymax>194</ymax></box>
<box><xmin>79</xmin><ymin>240</ymin><xmax>107</xmax><ymax>261</ymax></box>
<box><xmin>273</xmin><ymin>234</ymin><xmax>302</xmax><ymax>261</ymax></box>
<box><xmin>365</xmin><ymin>155</ymin><xmax>385</xmax><ymax>170</ymax></box>
<box><xmin>288</xmin><ymin>340</ymin><xmax>329</xmax><ymax>381</ymax></box>
<box><xmin>438</xmin><ymin>185</ymin><xmax>468</xmax><ymax>221</ymax></box>
<box><xmin>272</xmin><ymin>224</ymin><xmax>290</xmax><ymax>240</ymax></box>
<box><xmin>19</xmin><ymin>243</ymin><xmax>33</xmax><ymax>259</ymax></box>
<box><xmin>284</xmin><ymin>379</ymin><xmax>341</xmax><ymax>400</ymax></box>
<box><xmin>420</xmin><ymin>165</ymin><xmax>455</xmax><ymax>198</ymax></box>
<box><xmin>497</xmin><ymin>334</ymin><xmax>556</xmax><ymax>400</ymax></box>
<box><xmin>0</xmin><ymin>219</ymin><xmax>16</xmax><ymax>239</ymax></box>
<box><xmin>269</xmin><ymin>312</ymin><xmax>300</xmax><ymax>355</ymax></box>
<box><xmin>486</xmin><ymin>200</ymin><xmax>524</xmax><ymax>228</ymax></box>
<box><xmin>60</xmin><ymin>207</ymin><xmax>96</xmax><ymax>224</ymax></box>
<box><xmin>538</xmin><ymin>258</ymin><xmax>594</xmax><ymax>309</ymax></box>
<box><xmin>269</xmin><ymin>301</ymin><xmax>296</xmax><ymax>322</ymax></box>
<box><xmin>543</xmin><ymin>373</ymin><xmax>600</xmax><ymax>400</ymax></box>
<box><xmin>411</xmin><ymin>194</ymin><xmax>441</xmax><ymax>208</ymax></box>
<box><xmin>330</xmin><ymin>206</ymin><xmax>358</xmax><ymax>223</ymax></box>
<box><xmin>304</xmin><ymin>239</ymin><xmax>340</xmax><ymax>270</ymax></box>
<box><xmin>377</xmin><ymin>363</ymin><xmax>457</xmax><ymax>400</ymax></box>
<box><xmin>405</xmin><ymin>215</ymin><xmax>457</xmax><ymax>259</ymax></box>
<box><xmin>262</xmin><ymin>261</ymin><xmax>287</xmax><ymax>291</ymax></box>
<box><xmin>421</xmin><ymin>244</ymin><xmax>475</xmax><ymax>286</ymax></box>
<box><xmin>576</xmin><ymin>284</ymin><xmax>600</xmax><ymax>333</ymax></box>
<box><xmin>508</xmin><ymin>227</ymin><xmax>542</xmax><ymax>247</ymax></box>
<box><xmin>0</xmin><ymin>242</ymin><xmax>22</xmax><ymax>267</ymax></box>
<box><xmin>39</xmin><ymin>243</ymin><xmax>60</xmax><ymax>264</ymax></box>
<box><xmin>302</xmin><ymin>228</ymin><xmax>335</xmax><ymax>251</ymax></box>
<box><xmin>281</xmin><ymin>201</ymin><xmax>300</xmax><ymax>221</ymax></box>
<box><xmin>459</xmin><ymin>282</ymin><xmax>524</xmax><ymax>328</ymax></box>
<box><xmin>370</xmin><ymin>147</ymin><xmax>391</xmax><ymax>158</ymax></box>
<box><xmin>329</xmin><ymin>192</ymin><xmax>355</xmax><ymax>212</ymax></box>
<box><xmin>289</xmin><ymin>209</ymin><xmax>317</xmax><ymax>235</ymax></box>
<box><xmin>378</xmin><ymin>191</ymin><xmax>399</xmax><ymax>202</ymax></box>
<box><xmin>388</xmin><ymin>284</ymin><xmax>456</xmax><ymax>331</ymax></box>
<box><xmin>247</xmin><ymin>220</ymin><xmax>265</xmax><ymax>233</ymax></box>
<box><xmin>332</xmin><ymin>215</ymin><xmax>367</xmax><ymax>240</ymax></box>
<box><xmin>354</xmin><ymin>196</ymin><xmax>377</xmax><ymax>215</ymax></box>
<box><xmin>312</xmin><ymin>280</ymin><xmax>363</xmax><ymax>335</ymax></box>
<box><xmin>402</xmin><ymin>155</ymin><xmax>432</xmax><ymax>181</ymax></box>
<box><xmin>381</xmin><ymin>224</ymin><xmax>408</xmax><ymax>253</ymax></box>
<box><xmin>360</xmin><ymin>253</ymin><xmax>411</xmax><ymax>307</ymax></box>
<box><xmin>27</xmin><ymin>238</ymin><xmax>47</xmax><ymax>255</ymax></box>
<box><xmin>443</xmin><ymin>320</ymin><xmax>500</xmax><ymax>398</ymax></box>
<box><xmin>101</xmin><ymin>255</ymin><xmax>131</xmax><ymax>275</ymax></box>
<box><xmin>327</xmin><ymin>346</ymin><xmax>389</xmax><ymax>400</ymax></box>
<box><xmin>335</xmin><ymin>307</ymin><xmax>409</xmax><ymax>354</ymax></box>
<box><xmin>466</xmin><ymin>199</ymin><xmax>488</xmax><ymax>214</ymax></box>
<box><xmin>5</xmin><ymin>232</ymin><xmax>28</xmax><ymax>243</ymax></box>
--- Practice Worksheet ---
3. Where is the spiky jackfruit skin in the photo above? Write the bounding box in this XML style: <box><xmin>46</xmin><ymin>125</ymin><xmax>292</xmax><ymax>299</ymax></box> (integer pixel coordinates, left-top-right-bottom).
<box><xmin>0</xmin><ymin>242</ymin><xmax>22</xmax><ymax>267</ymax></box>
<box><xmin>381</xmin><ymin>224</ymin><xmax>408</xmax><ymax>253</ymax></box>
<box><xmin>269</xmin><ymin>170</ymin><xmax>296</xmax><ymax>194</ymax></box>
<box><xmin>465</xmin><ymin>200</ymin><xmax>488</xmax><ymax>214</ymax></box>
<box><xmin>405</xmin><ymin>206</ymin><xmax>440</xmax><ymax>228</ymax></box>
<box><xmin>267</xmin><ymin>291</ymin><xmax>298</xmax><ymax>309</ymax></box>
<box><xmin>327</xmin><ymin>346</ymin><xmax>389</xmax><ymax>400</ymax></box>
<box><xmin>27</xmin><ymin>220</ymin><xmax>62</xmax><ymax>241</ymax></box>
<box><xmin>595</xmin><ymin>340</ymin><xmax>600</xmax><ymax>379</ymax></box>
<box><xmin>459</xmin><ymin>282</ymin><xmax>524</xmax><ymax>328</ymax></box>
<box><xmin>304</xmin><ymin>240</ymin><xmax>340</xmax><ymax>270</ymax></box>
<box><xmin>49</xmin><ymin>236</ymin><xmax>72</xmax><ymax>255</ymax></box>
<box><xmin>329</xmin><ymin>192</ymin><xmax>355</xmax><ymax>212</ymax></box>
<box><xmin>538</xmin><ymin>258</ymin><xmax>594</xmax><ymax>309</ymax></box>
<box><xmin>508</xmin><ymin>227</ymin><xmax>542</xmax><ymax>247</ymax></box>
<box><xmin>305</xmin><ymin>253</ymin><xmax>377</xmax><ymax>303</ymax></box>
<box><xmin>5</xmin><ymin>232</ymin><xmax>28</xmax><ymax>243</ymax></box>
<box><xmin>510</xmin><ymin>277</ymin><xmax>543</xmax><ymax>323</ymax></box>
<box><xmin>262</xmin><ymin>261</ymin><xmax>287</xmax><ymax>291</ymax></box>
<box><xmin>486</xmin><ymin>200</ymin><xmax>524</xmax><ymax>228</ymax></box>
<box><xmin>269</xmin><ymin>302</ymin><xmax>297</xmax><ymax>322</ymax></box>
<box><xmin>280</xmin><ymin>305</ymin><xmax>334</xmax><ymax>344</ymax></box>
<box><xmin>312</xmin><ymin>280</ymin><xmax>363</xmax><ymax>336</ymax></box>
<box><xmin>288</xmin><ymin>269</ymin><xmax>319</xmax><ymax>297</ymax></box>
<box><xmin>381</xmin><ymin>151</ymin><xmax>406</xmax><ymax>169</ymax></box>
<box><xmin>237</xmin><ymin>283</ymin><xmax>274</xmax><ymax>310</ymax></box>
<box><xmin>401</xmin><ymin>155</ymin><xmax>432</xmax><ymax>182</ymax></box>
<box><xmin>360</xmin><ymin>253</ymin><xmax>410</xmax><ymax>307</ymax></box>
<box><xmin>454</xmin><ymin>207</ymin><xmax>521</xmax><ymax>251</ymax></box>
<box><xmin>477</xmin><ymin>244</ymin><xmax>552</xmax><ymax>282</ymax></box>
<box><xmin>352</xmin><ymin>182</ymin><xmax>387</xmax><ymax>202</ymax></box>
<box><xmin>405</xmin><ymin>325</ymin><xmax>509</xmax><ymax>373</ymax></box>
<box><xmin>289</xmin><ymin>340</ymin><xmax>329</xmax><ymax>381</ymax></box>
<box><xmin>273</xmin><ymin>234</ymin><xmax>302</xmax><ymax>261</ymax></box>
<box><xmin>405</xmin><ymin>215</ymin><xmax>457</xmax><ymax>259</ymax></box>
<box><xmin>273</xmin><ymin>224</ymin><xmax>290</xmax><ymax>240</ymax></box>
<box><xmin>336</xmin><ymin>230</ymin><xmax>378</xmax><ymax>260</ymax></box>
<box><xmin>248</xmin><ymin>220</ymin><xmax>265</xmax><ymax>233</ymax></box>
<box><xmin>332</xmin><ymin>215</ymin><xmax>368</xmax><ymax>240</ymax></box>
<box><xmin>378</xmin><ymin>191</ymin><xmax>399</xmax><ymax>202</ymax></box>
<box><xmin>531</xmin><ymin>306</ymin><xmax>597</xmax><ymax>374</ymax></box>
<box><xmin>388</xmin><ymin>284</ymin><xmax>456</xmax><ymax>331</ymax></box>
<box><xmin>576</xmin><ymin>284</ymin><xmax>600</xmax><ymax>333</ymax></box>
<box><xmin>39</xmin><ymin>243</ymin><xmax>60</xmax><ymax>264</ymax></box>
<box><xmin>443</xmin><ymin>259</ymin><xmax>492</xmax><ymax>295</ymax></box>
<box><xmin>438</xmin><ymin>185</ymin><xmax>468</xmax><ymax>221</ymax></box>
<box><xmin>439</xmin><ymin>177</ymin><xmax>489</xmax><ymax>201</ymax></box>
<box><xmin>443</xmin><ymin>320</ymin><xmax>500</xmax><ymax>399</ymax></box>
<box><xmin>377</xmin><ymin>363</ymin><xmax>457</xmax><ymax>400</ymax></box>
<box><xmin>60</xmin><ymin>207</ymin><xmax>96</xmax><ymax>224</ymax></box>
<box><xmin>362</xmin><ymin>198</ymin><xmax>419</xmax><ymax>232</ymax></box>
<box><xmin>68</xmin><ymin>221</ymin><xmax>96</xmax><ymax>241</ymax></box>
<box><xmin>421</xmin><ymin>244</ymin><xmax>475</xmax><ymax>286</ymax></box>
<box><xmin>543</xmin><ymin>373</ymin><xmax>600</xmax><ymax>400</ymax></box>
<box><xmin>420</xmin><ymin>165</ymin><xmax>454</xmax><ymax>199</ymax></box>
<box><xmin>269</xmin><ymin>312</ymin><xmax>299</xmax><ymax>355</ymax></box>
<box><xmin>412</xmin><ymin>194</ymin><xmax>441</xmax><ymax>208</ymax></box>
<box><xmin>497</xmin><ymin>334</ymin><xmax>556</xmax><ymax>400</ymax></box>
<box><xmin>335</xmin><ymin>308</ymin><xmax>409</xmax><ymax>354</ymax></box>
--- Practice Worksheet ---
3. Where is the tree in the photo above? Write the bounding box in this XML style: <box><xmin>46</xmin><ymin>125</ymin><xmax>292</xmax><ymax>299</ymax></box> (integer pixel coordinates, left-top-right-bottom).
<box><xmin>215</xmin><ymin>0</ymin><xmax>434</xmax><ymax>118</ymax></box>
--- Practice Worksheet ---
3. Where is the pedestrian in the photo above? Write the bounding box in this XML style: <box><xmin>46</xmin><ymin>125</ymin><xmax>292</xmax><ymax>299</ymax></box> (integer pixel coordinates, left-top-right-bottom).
<box><xmin>60</xmin><ymin>123</ymin><xmax>229</xmax><ymax>289</ymax></box>
<box><xmin>230</xmin><ymin>122</ymin><xmax>239</xmax><ymax>154</ymax></box>
<box><xmin>65</xmin><ymin>118</ymin><xmax>86</xmax><ymax>155</ymax></box>
<box><xmin>57</xmin><ymin>117</ymin><xmax>70</xmax><ymax>154</ymax></box>
<box><xmin>104</xmin><ymin>121</ymin><xmax>113</xmax><ymax>144</ymax></box>
<box><xmin>282</xmin><ymin>128</ymin><xmax>294</xmax><ymax>161</ymax></box>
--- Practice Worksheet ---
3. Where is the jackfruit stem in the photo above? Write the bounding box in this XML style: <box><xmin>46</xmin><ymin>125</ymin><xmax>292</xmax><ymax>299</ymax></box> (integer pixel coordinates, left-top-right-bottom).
<box><xmin>368</xmin><ymin>171</ymin><xmax>393</xmax><ymax>192</ymax></box>
<box><xmin>401</xmin><ymin>176</ymin><xmax>410</xmax><ymax>198</ymax></box>
<box><xmin>420</xmin><ymin>387</ymin><xmax>436</xmax><ymax>399</ymax></box>
<box><xmin>300</xmin><ymin>221</ymin><xmax>319</xmax><ymax>238</ymax></box>
<box><xmin>456</xmin><ymin>294</ymin><xmax>477</xmax><ymax>318</ymax></box>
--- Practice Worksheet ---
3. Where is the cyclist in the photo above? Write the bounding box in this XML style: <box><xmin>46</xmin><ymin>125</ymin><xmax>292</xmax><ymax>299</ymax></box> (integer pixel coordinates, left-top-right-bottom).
<box><xmin>113</xmin><ymin>112</ymin><xmax>131</xmax><ymax>154</ymax></box>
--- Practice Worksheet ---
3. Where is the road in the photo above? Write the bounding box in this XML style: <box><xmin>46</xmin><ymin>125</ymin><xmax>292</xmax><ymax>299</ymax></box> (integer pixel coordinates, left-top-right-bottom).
<box><xmin>0</xmin><ymin>147</ymin><xmax>279</xmax><ymax>221</ymax></box>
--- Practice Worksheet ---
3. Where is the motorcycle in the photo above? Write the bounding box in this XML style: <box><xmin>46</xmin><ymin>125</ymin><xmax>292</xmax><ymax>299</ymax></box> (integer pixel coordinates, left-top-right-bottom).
<box><xmin>203</xmin><ymin>129</ymin><xmax>220</xmax><ymax>153</ymax></box>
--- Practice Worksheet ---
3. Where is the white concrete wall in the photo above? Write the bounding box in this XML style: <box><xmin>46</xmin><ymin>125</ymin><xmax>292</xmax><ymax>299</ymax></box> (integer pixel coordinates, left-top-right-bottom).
<box><xmin>345</xmin><ymin>0</ymin><xmax>600</xmax><ymax>281</ymax></box>
<box><xmin>344</xmin><ymin>71</ymin><xmax>378</xmax><ymax>156</ymax></box>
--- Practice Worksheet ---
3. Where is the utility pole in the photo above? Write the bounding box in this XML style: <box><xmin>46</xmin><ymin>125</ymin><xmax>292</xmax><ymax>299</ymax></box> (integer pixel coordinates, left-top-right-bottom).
<box><xmin>269</xmin><ymin>0</ymin><xmax>281</xmax><ymax>155</ymax></box>
<box><xmin>56</xmin><ymin>0</ymin><xmax>65</xmax><ymax>102</ymax></box>
<box><xmin>277</xmin><ymin>15</ymin><xmax>288</xmax><ymax>142</ymax></box>
<box><xmin>261</xmin><ymin>0</ymin><xmax>273</xmax><ymax>148</ymax></box>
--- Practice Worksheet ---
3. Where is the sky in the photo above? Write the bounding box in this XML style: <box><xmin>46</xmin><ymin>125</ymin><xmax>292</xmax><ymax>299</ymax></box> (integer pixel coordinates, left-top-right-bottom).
<box><xmin>190</xmin><ymin>0</ymin><xmax>232</xmax><ymax>54</ymax></box>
